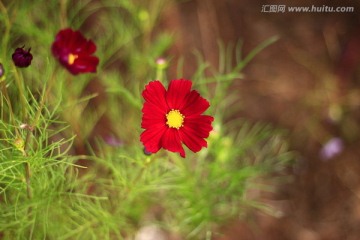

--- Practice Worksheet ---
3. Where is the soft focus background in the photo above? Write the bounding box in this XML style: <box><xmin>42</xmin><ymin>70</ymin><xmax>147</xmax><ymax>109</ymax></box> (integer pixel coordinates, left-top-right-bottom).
<box><xmin>1</xmin><ymin>0</ymin><xmax>360</xmax><ymax>239</ymax></box>
<box><xmin>166</xmin><ymin>0</ymin><xmax>360</xmax><ymax>239</ymax></box>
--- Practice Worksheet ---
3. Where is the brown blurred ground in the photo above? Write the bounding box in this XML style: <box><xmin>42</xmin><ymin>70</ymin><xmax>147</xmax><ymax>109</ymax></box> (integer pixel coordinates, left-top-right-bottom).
<box><xmin>162</xmin><ymin>0</ymin><xmax>360</xmax><ymax>239</ymax></box>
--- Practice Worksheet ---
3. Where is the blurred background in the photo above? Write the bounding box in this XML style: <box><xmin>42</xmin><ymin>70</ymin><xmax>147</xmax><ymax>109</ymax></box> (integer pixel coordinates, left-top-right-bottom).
<box><xmin>2</xmin><ymin>0</ymin><xmax>360</xmax><ymax>239</ymax></box>
<box><xmin>160</xmin><ymin>0</ymin><xmax>360</xmax><ymax>239</ymax></box>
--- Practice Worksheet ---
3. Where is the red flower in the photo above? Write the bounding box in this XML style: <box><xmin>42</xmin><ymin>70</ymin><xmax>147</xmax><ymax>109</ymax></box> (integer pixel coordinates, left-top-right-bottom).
<box><xmin>51</xmin><ymin>28</ymin><xmax>99</xmax><ymax>75</ymax></box>
<box><xmin>141</xmin><ymin>79</ymin><xmax>214</xmax><ymax>157</ymax></box>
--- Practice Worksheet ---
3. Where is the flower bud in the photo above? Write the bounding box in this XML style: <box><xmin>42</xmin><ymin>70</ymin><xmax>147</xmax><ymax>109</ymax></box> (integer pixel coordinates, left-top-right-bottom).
<box><xmin>14</xmin><ymin>137</ymin><xmax>25</xmax><ymax>154</ymax></box>
<box><xmin>12</xmin><ymin>47</ymin><xmax>33</xmax><ymax>68</ymax></box>
<box><xmin>143</xmin><ymin>147</ymin><xmax>152</xmax><ymax>156</ymax></box>
<box><xmin>156</xmin><ymin>58</ymin><xmax>168</xmax><ymax>69</ymax></box>
<box><xmin>0</xmin><ymin>63</ymin><xmax>4</xmax><ymax>77</ymax></box>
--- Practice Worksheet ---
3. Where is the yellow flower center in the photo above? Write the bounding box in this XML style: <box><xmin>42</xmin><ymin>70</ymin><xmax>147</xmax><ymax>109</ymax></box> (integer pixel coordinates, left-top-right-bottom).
<box><xmin>68</xmin><ymin>53</ymin><xmax>78</xmax><ymax>65</ymax></box>
<box><xmin>166</xmin><ymin>109</ymin><xmax>184</xmax><ymax>129</ymax></box>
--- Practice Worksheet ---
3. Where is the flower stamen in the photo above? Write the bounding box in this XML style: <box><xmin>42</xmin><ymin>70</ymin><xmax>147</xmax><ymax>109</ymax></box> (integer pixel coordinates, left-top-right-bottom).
<box><xmin>68</xmin><ymin>53</ymin><xmax>78</xmax><ymax>65</ymax></box>
<box><xmin>166</xmin><ymin>109</ymin><xmax>184</xmax><ymax>129</ymax></box>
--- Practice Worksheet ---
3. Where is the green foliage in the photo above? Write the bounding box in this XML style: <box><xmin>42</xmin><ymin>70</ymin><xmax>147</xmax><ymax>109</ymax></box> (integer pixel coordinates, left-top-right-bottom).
<box><xmin>0</xmin><ymin>0</ymin><xmax>293</xmax><ymax>239</ymax></box>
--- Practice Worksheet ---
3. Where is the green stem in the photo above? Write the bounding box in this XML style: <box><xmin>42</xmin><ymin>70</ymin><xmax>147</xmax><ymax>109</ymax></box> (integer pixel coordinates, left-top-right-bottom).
<box><xmin>12</xmin><ymin>66</ymin><xmax>28</xmax><ymax>120</ymax></box>
<box><xmin>12</xmin><ymin>68</ymin><xmax>33</xmax><ymax>200</ymax></box>
<box><xmin>60</xmin><ymin>0</ymin><xmax>68</xmax><ymax>28</ymax></box>
<box><xmin>21</xmin><ymin>73</ymin><xmax>57</xmax><ymax>200</ymax></box>
<box><xmin>24</xmin><ymin>162</ymin><xmax>32</xmax><ymax>199</ymax></box>
<box><xmin>23</xmin><ymin>125</ymin><xmax>34</xmax><ymax>199</ymax></box>
<box><xmin>156</xmin><ymin>67</ymin><xmax>164</xmax><ymax>82</ymax></box>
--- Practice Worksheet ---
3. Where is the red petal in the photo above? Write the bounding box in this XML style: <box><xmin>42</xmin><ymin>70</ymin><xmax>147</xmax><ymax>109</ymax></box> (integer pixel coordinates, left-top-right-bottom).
<box><xmin>142</xmin><ymin>81</ymin><xmax>168</xmax><ymax>113</ymax></box>
<box><xmin>179</xmin><ymin>114</ymin><xmax>213</xmax><ymax>153</ymax></box>
<box><xmin>166</xmin><ymin>79</ymin><xmax>192</xmax><ymax>110</ymax></box>
<box><xmin>70</xmin><ymin>37</ymin><xmax>96</xmax><ymax>56</ymax></box>
<box><xmin>69</xmin><ymin>56</ymin><xmax>99</xmax><ymax>74</ymax></box>
<box><xmin>184</xmin><ymin>115</ymin><xmax>214</xmax><ymax>138</ymax></box>
<box><xmin>179</xmin><ymin>126</ymin><xmax>208</xmax><ymax>153</ymax></box>
<box><xmin>141</xmin><ymin>102</ymin><xmax>166</xmax><ymax>129</ymax></box>
<box><xmin>83</xmin><ymin>39</ymin><xmax>97</xmax><ymax>55</ymax></box>
<box><xmin>162</xmin><ymin>128</ymin><xmax>186</xmax><ymax>157</ymax></box>
<box><xmin>181</xmin><ymin>90</ymin><xmax>210</xmax><ymax>117</ymax></box>
<box><xmin>51</xmin><ymin>36</ymin><xmax>68</xmax><ymax>58</ymax></box>
<box><xmin>54</xmin><ymin>29</ymin><xmax>73</xmax><ymax>48</ymax></box>
<box><xmin>69</xmin><ymin>30</ymin><xmax>88</xmax><ymax>52</ymax></box>
<box><xmin>142</xmin><ymin>101</ymin><xmax>166</xmax><ymax>119</ymax></box>
<box><xmin>141</xmin><ymin>118</ymin><xmax>165</xmax><ymax>130</ymax></box>
<box><xmin>140</xmin><ymin>125</ymin><xmax>167</xmax><ymax>153</ymax></box>
<box><xmin>53</xmin><ymin>29</ymin><xmax>96</xmax><ymax>55</ymax></box>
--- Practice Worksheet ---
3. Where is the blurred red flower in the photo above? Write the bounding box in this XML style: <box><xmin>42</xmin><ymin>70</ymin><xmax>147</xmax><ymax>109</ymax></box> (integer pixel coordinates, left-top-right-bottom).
<box><xmin>51</xmin><ymin>28</ymin><xmax>99</xmax><ymax>75</ymax></box>
<box><xmin>141</xmin><ymin>79</ymin><xmax>214</xmax><ymax>157</ymax></box>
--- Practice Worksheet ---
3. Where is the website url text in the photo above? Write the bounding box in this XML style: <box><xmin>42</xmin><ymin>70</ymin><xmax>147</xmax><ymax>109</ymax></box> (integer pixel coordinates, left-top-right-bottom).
<box><xmin>261</xmin><ymin>5</ymin><xmax>354</xmax><ymax>13</ymax></box>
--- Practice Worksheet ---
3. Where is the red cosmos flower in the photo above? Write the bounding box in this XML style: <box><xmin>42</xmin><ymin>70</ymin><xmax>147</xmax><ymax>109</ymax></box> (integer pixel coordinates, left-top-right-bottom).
<box><xmin>140</xmin><ymin>79</ymin><xmax>214</xmax><ymax>157</ymax></box>
<box><xmin>51</xmin><ymin>28</ymin><xmax>99</xmax><ymax>75</ymax></box>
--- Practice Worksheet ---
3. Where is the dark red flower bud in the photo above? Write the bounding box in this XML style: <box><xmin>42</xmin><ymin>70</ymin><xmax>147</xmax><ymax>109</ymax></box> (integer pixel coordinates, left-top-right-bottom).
<box><xmin>0</xmin><ymin>63</ymin><xmax>4</xmax><ymax>77</ymax></box>
<box><xmin>143</xmin><ymin>147</ymin><xmax>152</xmax><ymax>156</ymax></box>
<box><xmin>12</xmin><ymin>47</ymin><xmax>33</xmax><ymax>68</ymax></box>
